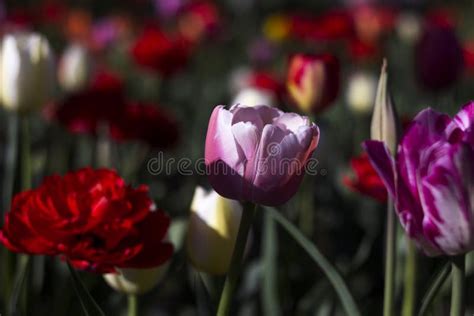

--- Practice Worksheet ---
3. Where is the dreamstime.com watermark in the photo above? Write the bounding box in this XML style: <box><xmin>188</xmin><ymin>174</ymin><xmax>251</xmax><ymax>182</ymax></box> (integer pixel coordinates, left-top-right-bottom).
<box><xmin>147</xmin><ymin>142</ymin><xmax>327</xmax><ymax>176</ymax></box>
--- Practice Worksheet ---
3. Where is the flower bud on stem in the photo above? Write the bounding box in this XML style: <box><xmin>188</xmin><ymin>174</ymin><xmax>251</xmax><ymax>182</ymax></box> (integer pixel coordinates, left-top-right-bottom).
<box><xmin>216</xmin><ymin>202</ymin><xmax>257</xmax><ymax>316</ymax></box>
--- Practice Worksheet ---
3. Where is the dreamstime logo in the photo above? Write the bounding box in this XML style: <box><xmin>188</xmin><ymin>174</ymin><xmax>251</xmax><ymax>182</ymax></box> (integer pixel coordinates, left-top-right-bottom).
<box><xmin>147</xmin><ymin>146</ymin><xmax>326</xmax><ymax>177</ymax></box>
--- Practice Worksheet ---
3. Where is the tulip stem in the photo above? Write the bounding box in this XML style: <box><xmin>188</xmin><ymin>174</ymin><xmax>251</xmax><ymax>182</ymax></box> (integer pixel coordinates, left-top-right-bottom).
<box><xmin>450</xmin><ymin>255</ymin><xmax>465</xmax><ymax>316</ymax></box>
<box><xmin>383</xmin><ymin>199</ymin><xmax>397</xmax><ymax>316</ymax></box>
<box><xmin>18</xmin><ymin>116</ymin><xmax>32</xmax><ymax>315</ymax></box>
<box><xmin>128</xmin><ymin>294</ymin><xmax>138</xmax><ymax>316</ymax></box>
<box><xmin>402</xmin><ymin>239</ymin><xmax>417</xmax><ymax>316</ymax></box>
<box><xmin>20</xmin><ymin>116</ymin><xmax>32</xmax><ymax>190</ymax></box>
<box><xmin>1</xmin><ymin>112</ymin><xmax>18</xmax><ymax>310</ymax></box>
<box><xmin>216</xmin><ymin>202</ymin><xmax>257</xmax><ymax>316</ymax></box>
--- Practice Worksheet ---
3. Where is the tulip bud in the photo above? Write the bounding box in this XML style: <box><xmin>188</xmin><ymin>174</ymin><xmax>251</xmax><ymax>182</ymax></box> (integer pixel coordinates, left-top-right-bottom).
<box><xmin>346</xmin><ymin>71</ymin><xmax>377</xmax><ymax>114</ymax></box>
<box><xmin>0</xmin><ymin>33</ymin><xmax>54</xmax><ymax>113</ymax></box>
<box><xmin>287</xmin><ymin>53</ymin><xmax>339</xmax><ymax>114</ymax></box>
<box><xmin>231</xmin><ymin>87</ymin><xmax>276</xmax><ymax>107</ymax></box>
<box><xmin>103</xmin><ymin>264</ymin><xmax>169</xmax><ymax>295</ymax></box>
<box><xmin>58</xmin><ymin>43</ymin><xmax>91</xmax><ymax>92</ymax></box>
<box><xmin>370</xmin><ymin>60</ymin><xmax>399</xmax><ymax>154</ymax></box>
<box><xmin>186</xmin><ymin>186</ymin><xmax>243</xmax><ymax>275</ymax></box>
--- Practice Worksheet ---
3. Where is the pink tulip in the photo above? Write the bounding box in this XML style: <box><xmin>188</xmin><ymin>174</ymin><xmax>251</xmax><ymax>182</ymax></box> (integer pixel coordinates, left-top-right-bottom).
<box><xmin>205</xmin><ymin>104</ymin><xmax>320</xmax><ymax>206</ymax></box>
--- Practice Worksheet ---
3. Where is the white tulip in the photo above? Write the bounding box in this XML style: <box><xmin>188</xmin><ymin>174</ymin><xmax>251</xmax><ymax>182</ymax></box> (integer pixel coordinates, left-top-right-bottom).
<box><xmin>0</xmin><ymin>33</ymin><xmax>54</xmax><ymax>113</ymax></box>
<box><xmin>346</xmin><ymin>71</ymin><xmax>377</xmax><ymax>114</ymax></box>
<box><xmin>187</xmin><ymin>186</ymin><xmax>243</xmax><ymax>275</ymax></box>
<box><xmin>58</xmin><ymin>43</ymin><xmax>91</xmax><ymax>92</ymax></box>
<box><xmin>103</xmin><ymin>263</ymin><xmax>169</xmax><ymax>295</ymax></box>
<box><xmin>232</xmin><ymin>87</ymin><xmax>276</xmax><ymax>107</ymax></box>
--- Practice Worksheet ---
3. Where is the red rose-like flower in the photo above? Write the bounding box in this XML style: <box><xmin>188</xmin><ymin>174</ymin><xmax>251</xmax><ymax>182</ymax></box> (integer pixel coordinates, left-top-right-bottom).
<box><xmin>0</xmin><ymin>168</ymin><xmax>173</xmax><ymax>273</ymax></box>
<box><xmin>131</xmin><ymin>25</ymin><xmax>191</xmax><ymax>77</ymax></box>
<box><xmin>343</xmin><ymin>153</ymin><xmax>387</xmax><ymax>202</ymax></box>
<box><xmin>110</xmin><ymin>102</ymin><xmax>180</xmax><ymax>149</ymax></box>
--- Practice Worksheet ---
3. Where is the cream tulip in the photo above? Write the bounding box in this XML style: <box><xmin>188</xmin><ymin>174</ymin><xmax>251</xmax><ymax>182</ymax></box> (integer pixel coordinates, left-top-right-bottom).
<box><xmin>187</xmin><ymin>186</ymin><xmax>243</xmax><ymax>275</ymax></box>
<box><xmin>0</xmin><ymin>33</ymin><xmax>54</xmax><ymax>113</ymax></box>
<box><xmin>103</xmin><ymin>264</ymin><xmax>169</xmax><ymax>295</ymax></box>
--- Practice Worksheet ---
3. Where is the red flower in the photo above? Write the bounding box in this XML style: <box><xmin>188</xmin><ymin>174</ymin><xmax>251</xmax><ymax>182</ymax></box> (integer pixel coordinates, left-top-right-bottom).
<box><xmin>51</xmin><ymin>70</ymin><xmax>126</xmax><ymax>134</ymax></box>
<box><xmin>289</xmin><ymin>10</ymin><xmax>354</xmax><ymax>42</ymax></box>
<box><xmin>248</xmin><ymin>71</ymin><xmax>285</xmax><ymax>100</ymax></box>
<box><xmin>343</xmin><ymin>153</ymin><xmax>387</xmax><ymax>202</ymax></box>
<box><xmin>0</xmin><ymin>168</ymin><xmax>173</xmax><ymax>273</ymax></box>
<box><xmin>110</xmin><ymin>102</ymin><xmax>180</xmax><ymax>149</ymax></box>
<box><xmin>131</xmin><ymin>25</ymin><xmax>191</xmax><ymax>77</ymax></box>
<box><xmin>178</xmin><ymin>1</ymin><xmax>220</xmax><ymax>43</ymax></box>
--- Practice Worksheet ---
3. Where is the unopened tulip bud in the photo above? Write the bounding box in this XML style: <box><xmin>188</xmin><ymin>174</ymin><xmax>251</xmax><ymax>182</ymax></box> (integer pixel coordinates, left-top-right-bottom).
<box><xmin>346</xmin><ymin>71</ymin><xmax>377</xmax><ymax>114</ymax></box>
<box><xmin>232</xmin><ymin>87</ymin><xmax>276</xmax><ymax>107</ymax></box>
<box><xmin>103</xmin><ymin>264</ymin><xmax>169</xmax><ymax>295</ymax></box>
<box><xmin>0</xmin><ymin>33</ymin><xmax>54</xmax><ymax>113</ymax></box>
<box><xmin>287</xmin><ymin>53</ymin><xmax>339</xmax><ymax>114</ymax></box>
<box><xmin>370</xmin><ymin>60</ymin><xmax>399</xmax><ymax>154</ymax></box>
<box><xmin>58</xmin><ymin>43</ymin><xmax>91</xmax><ymax>92</ymax></box>
<box><xmin>186</xmin><ymin>186</ymin><xmax>243</xmax><ymax>275</ymax></box>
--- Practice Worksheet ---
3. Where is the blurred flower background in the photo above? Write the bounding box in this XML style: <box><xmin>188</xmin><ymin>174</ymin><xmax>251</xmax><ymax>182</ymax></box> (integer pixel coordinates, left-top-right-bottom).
<box><xmin>0</xmin><ymin>0</ymin><xmax>473</xmax><ymax>315</ymax></box>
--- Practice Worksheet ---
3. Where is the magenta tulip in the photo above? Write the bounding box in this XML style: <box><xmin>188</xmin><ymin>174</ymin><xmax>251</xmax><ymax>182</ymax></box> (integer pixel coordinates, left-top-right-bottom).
<box><xmin>364</xmin><ymin>102</ymin><xmax>474</xmax><ymax>256</ymax></box>
<box><xmin>205</xmin><ymin>104</ymin><xmax>320</xmax><ymax>206</ymax></box>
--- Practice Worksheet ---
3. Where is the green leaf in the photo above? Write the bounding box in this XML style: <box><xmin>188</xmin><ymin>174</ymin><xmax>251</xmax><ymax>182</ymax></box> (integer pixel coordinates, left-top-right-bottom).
<box><xmin>67</xmin><ymin>262</ymin><xmax>105</xmax><ymax>316</ymax></box>
<box><xmin>417</xmin><ymin>261</ymin><xmax>450</xmax><ymax>316</ymax></box>
<box><xmin>266</xmin><ymin>207</ymin><xmax>361</xmax><ymax>316</ymax></box>
<box><xmin>9</xmin><ymin>254</ymin><xmax>31</xmax><ymax>316</ymax></box>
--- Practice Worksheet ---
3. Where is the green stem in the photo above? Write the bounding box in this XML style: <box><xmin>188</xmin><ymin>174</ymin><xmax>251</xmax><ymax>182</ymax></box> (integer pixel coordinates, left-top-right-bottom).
<box><xmin>20</xmin><ymin>116</ymin><xmax>32</xmax><ymax>190</ymax></box>
<box><xmin>261</xmin><ymin>211</ymin><xmax>280</xmax><ymax>316</ymax></box>
<box><xmin>18</xmin><ymin>116</ymin><xmax>32</xmax><ymax>315</ymax></box>
<box><xmin>402</xmin><ymin>239</ymin><xmax>417</xmax><ymax>316</ymax></box>
<box><xmin>384</xmin><ymin>199</ymin><xmax>397</xmax><ymax>316</ymax></box>
<box><xmin>216</xmin><ymin>202</ymin><xmax>257</xmax><ymax>316</ymax></box>
<box><xmin>128</xmin><ymin>294</ymin><xmax>138</xmax><ymax>316</ymax></box>
<box><xmin>450</xmin><ymin>255</ymin><xmax>465</xmax><ymax>316</ymax></box>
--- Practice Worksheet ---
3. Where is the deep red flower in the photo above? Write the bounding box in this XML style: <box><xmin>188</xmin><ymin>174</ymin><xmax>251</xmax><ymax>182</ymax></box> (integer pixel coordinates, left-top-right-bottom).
<box><xmin>289</xmin><ymin>10</ymin><xmax>354</xmax><ymax>42</ymax></box>
<box><xmin>248</xmin><ymin>71</ymin><xmax>285</xmax><ymax>100</ymax></box>
<box><xmin>348</xmin><ymin>37</ymin><xmax>380</xmax><ymax>62</ymax></box>
<box><xmin>51</xmin><ymin>70</ymin><xmax>126</xmax><ymax>134</ymax></box>
<box><xmin>343</xmin><ymin>153</ymin><xmax>387</xmax><ymax>202</ymax></box>
<box><xmin>463</xmin><ymin>41</ymin><xmax>474</xmax><ymax>74</ymax></box>
<box><xmin>415</xmin><ymin>20</ymin><xmax>464</xmax><ymax>91</ymax></box>
<box><xmin>0</xmin><ymin>168</ymin><xmax>173</xmax><ymax>273</ymax></box>
<box><xmin>110</xmin><ymin>102</ymin><xmax>180</xmax><ymax>149</ymax></box>
<box><xmin>131</xmin><ymin>25</ymin><xmax>191</xmax><ymax>77</ymax></box>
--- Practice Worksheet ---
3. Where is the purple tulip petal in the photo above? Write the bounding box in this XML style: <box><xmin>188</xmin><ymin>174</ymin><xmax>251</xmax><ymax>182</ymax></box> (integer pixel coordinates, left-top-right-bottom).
<box><xmin>398</xmin><ymin>108</ymin><xmax>450</xmax><ymax>201</ymax></box>
<box><xmin>363</xmin><ymin>140</ymin><xmax>396</xmax><ymax>196</ymax></box>
<box><xmin>418</xmin><ymin>143</ymin><xmax>474</xmax><ymax>255</ymax></box>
